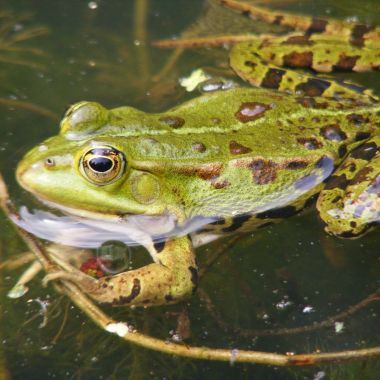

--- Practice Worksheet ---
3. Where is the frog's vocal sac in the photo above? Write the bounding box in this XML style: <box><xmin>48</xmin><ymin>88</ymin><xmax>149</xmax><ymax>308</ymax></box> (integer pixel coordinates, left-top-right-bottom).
<box><xmin>16</xmin><ymin>2</ymin><xmax>380</xmax><ymax>307</ymax></box>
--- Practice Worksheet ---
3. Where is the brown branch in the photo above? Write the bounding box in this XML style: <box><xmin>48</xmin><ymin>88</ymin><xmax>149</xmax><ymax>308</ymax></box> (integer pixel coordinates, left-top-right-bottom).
<box><xmin>1</xmin><ymin>172</ymin><xmax>380</xmax><ymax>366</ymax></box>
<box><xmin>198</xmin><ymin>288</ymin><xmax>380</xmax><ymax>337</ymax></box>
<box><xmin>153</xmin><ymin>34</ymin><xmax>258</xmax><ymax>49</ymax></box>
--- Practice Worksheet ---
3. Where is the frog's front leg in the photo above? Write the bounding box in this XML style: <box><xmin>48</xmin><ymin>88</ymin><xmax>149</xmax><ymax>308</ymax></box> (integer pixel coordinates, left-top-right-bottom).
<box><xmin>44</xmin><ymin>235</ymin><xmax>198</xmax><ymax>307</ymax></box>
<box><xmin>317</xmin><ymin>137</ymin><xmax>380</xmax><ymax>237</ymax></box>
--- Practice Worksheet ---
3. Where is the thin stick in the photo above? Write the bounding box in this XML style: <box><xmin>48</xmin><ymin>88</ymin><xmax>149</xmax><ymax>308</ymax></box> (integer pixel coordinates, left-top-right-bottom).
<box><xmin>152</xmin><ymin>47</ymin><xmax>184</xmax><ymax>83</ymax></box>
<box><xmin>0</xmin><ymin>251</ymin><xmax>35</xmax><ymax>270</ymax></box>
<box><xmin>199</xmin><ymin>288</ymin><xmax>380</xmax><ymax>337</ymax></box>
<box><xmin>133</xmin><ymin>0</ymin><xmax>150</xmax><ymax>85</ymax></box>
<box><xmin>153</xmin><ymin>34</ymin><xmax>258</xmax><ymax>49</ymax></box>
<box><xmin>1</xmin><ymin>173</ymin><xmax>380</xmax><ymax>366</ymax></box>
<box><xmin>0</xmin><ymin>98</ymin><xmax>59</xmax><ymax>121</ymax></box>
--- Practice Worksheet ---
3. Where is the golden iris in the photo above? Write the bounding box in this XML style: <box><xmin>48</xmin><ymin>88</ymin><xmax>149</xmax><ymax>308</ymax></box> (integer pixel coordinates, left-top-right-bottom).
<box><xmin>80</xmin><ymin>146</ymin><xmax>126</xmax><ymax>185</ymax></box>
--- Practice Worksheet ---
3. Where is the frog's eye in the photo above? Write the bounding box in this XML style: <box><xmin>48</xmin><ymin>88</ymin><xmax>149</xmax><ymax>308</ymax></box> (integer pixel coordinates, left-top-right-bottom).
<box><xmin>80</xmin><ymin>146</ymin><xmax>126</xmax><ymax>185</ymax></box>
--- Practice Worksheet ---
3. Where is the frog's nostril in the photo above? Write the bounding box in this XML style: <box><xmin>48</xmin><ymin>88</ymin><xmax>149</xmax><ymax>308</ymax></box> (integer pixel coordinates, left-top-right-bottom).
<box><xmin>44</xmin><ymin>157</ymin><xmax>55</xmax><ymax>168</ymax></box>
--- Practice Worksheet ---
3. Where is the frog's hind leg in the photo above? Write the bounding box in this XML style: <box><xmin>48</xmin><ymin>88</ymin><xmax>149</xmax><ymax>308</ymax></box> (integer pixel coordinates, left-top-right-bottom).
<box><xmin>219</xmin><ymin>0</ymin><xmax>380</xmax><ymax>43</ymax></box>
<box><xmin>253</xmin><ymin>34</ymin><xmax>380</xmax><ymax>73</ymax></box>
<box><xmin>230</xmin><ymin>41</ymin><xmax>378</xmax><ymax>102</ymax></box>
<box><xmin>317</xmin><ymin>136</ymin><xmax>380</xmax><ymax>238</ymax></box>
<box><xmin>43</xmin><ymin>236</ymin><xmax>198</xmax><ymax>307</ymax></box>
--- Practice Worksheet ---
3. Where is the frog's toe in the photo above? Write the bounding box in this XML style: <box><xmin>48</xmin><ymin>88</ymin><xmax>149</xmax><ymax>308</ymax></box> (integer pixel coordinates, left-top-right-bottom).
<box><xmin>42</xmin><ymin>270</ymin><xmax>97</xmax><ymax>290</ymax></box>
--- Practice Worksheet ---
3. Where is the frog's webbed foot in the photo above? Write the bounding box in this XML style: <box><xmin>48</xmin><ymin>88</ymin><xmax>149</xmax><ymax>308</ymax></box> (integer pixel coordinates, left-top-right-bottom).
<box><xmin>45</xmin><ymin>236</ymin><xmax>197</xmax><ymax>307</ymax></box>
<box><xmin>317</xmin><ymin>136</ymin><xmax>380</xmax><ymax>238</ymax></box>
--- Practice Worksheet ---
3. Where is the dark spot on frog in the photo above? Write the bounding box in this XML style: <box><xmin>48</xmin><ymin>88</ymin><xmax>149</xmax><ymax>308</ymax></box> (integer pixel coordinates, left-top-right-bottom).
<box><xmin>153</xmin><ymin>241</ymin><xmax>166</xmax><ymax>253</ymax></box>
<box><xmin>229</xmin><ymin>140</ymin><xmax>252</xmax><ymax>154</ymax></box>
<box><xmin>188</xmin><ymin>266</ymin><xmax>198</xmax><ymax>293</ymax></box>
<box><xmin>283</xmin><ymin>51</ymin><xmax>313</xmax><ymax>68</ymax></box>
<box><xmin>320</xmin><ymin>125</ymin><xmax>347</xmax><ymax>141</ymax></box>
<box><xmin>349</xmin><ymin>166</ymin><xmax>374</xmax><ymax>185</ymax></box>
<box><xmin>350</xmin><ymin>221</ymin><xmax>357</xmax><ymax>228</ymax></box>
<box><xmin>306</xmin><ymin>18</ymin><xmax>328</xmax><ymax>35</ymax></box>
<box><xmin>249</xmin><ymin>159</ymin><xmax>277</xmax><ymax>184</ymax></box>
<box><xmin>347</xmin><ymin>114</ymin><xmax>370</xmax><ymax>125</ymax></box>
<box><xmin>331</xmin><ymin>195</ymin><xmax>341</xmax><ymax>204</ymax></box>
<box><xmin>212</xmin><ymin>117</ymin><xmax>221</xmax><ymax>124</ymax></box>
<box><xmin>256</xmin><ymin>206</ymin><xmax>299</xmax><ymax>219</ymax></box>
<box><xmin>244</xmin><ymin>60</ymin><xmax>257</xmax><ymax>69</ymax></box>
<box><xmin>297</xmin><ymin>137</ymin><xmax>323</xmax><ymax>150</ymax></box>
<box><xmin>333</xmin><ymin>54</ymin><xmax>360</xmax><ymax>71</ymax></box>
<box><xmin>283</xmin><ymin>35</ymin><xmax>313</xmax><ymax>45</ymax></box>
<box><xmin>112</xmin><ymin>278</ymin><xmax>141</xmax><ymax>305</ymax></box>
<box><xmin>324</xmin><ymin>174</ymin><xmax>348</xmax><ymax>190</ymax></box>
<box><xmin>210</xmin><ymin>179</ymin><xmax>231</xmax><ymax>189</ymax></box>
<box><xmin>295</xmin><ymin>78</ymin><xmax>331</xmax><ymax>97</ymax></box>
<box><xmin>338</xmin><ymin>144</ymin><xmax>347</xmax><ymax>158</ymax></box>
<box><xmin>347</xmin><ymin>162</ymin><xmax>357</xmax><ymax>172</ymax></box>
<box><xmin>350</xmin><ymin>142</ymin><xmax>378</xmax><ymax>161</ymax></box>
<box><xmin>285</xmin><ymin>160</ymin><xmax>309</xmax><ymax>169</ymax></box>
<box><xmin>312</xmin><ymin>117</ymin><xmax>321</xmax><ymax>123</ymax></box>
<box><xmin>241</xmin><ymin>10</ymin><xmax>250</xmax><ymax>17</ymax></box>
<box><xmin>273</xmin><ymin>15</ymin><xmax>284</xmax><ymax>24</ymax></box>
<box><xmin>222</xmin><ymin>214</ymin><xmax>252</xmax><ymax>232</ymax></box>
<box><xmin>165</xmin><ymin>294</ymin><xmax>174</xmax><ymax>302</ymax></box>
<box><xmin>296</xmin><ymin>97</ymin><xmax>328</xmax><ymax>109</ymax></box>
<box><xmin>179</xmin><ymin>164</ymin><xmax>222</xmax><ymax>180</ymax></box>
<box><xmin>159</xmin><ymin>116</ymin><xmax>185</xmax><ymax>129</ymax></box>
<box><xmin>355</xmin><ymin>131</ymin><xmax>371</xmax><ymax>141</ymax></box>
<box><xmin>350</xmin><ymin>24</ymin><xmax>374</xmax><ymax>47</ymax></box>
<box><xmin>261</xmin><ymin>68</ymin><xmax>286</xmax><ymax>89</ymax></box>
<box><xmin>192</xmin><ymin>142</ymin><xmax>206</xmax><ymax>152</ymax></box>
<box><xmin>235</xmin><ymin>102</ymin><xmax>271</xmax><ymax>123</ymax></box>
<box><xmin>298</xmin><ymin>117</ymin><xmax>306</xmax><ymax>122</ymax></box>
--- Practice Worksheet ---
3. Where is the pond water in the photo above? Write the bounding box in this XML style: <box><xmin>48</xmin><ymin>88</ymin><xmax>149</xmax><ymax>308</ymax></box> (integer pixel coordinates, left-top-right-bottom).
<box><xmin>0</xmin><ymin>0</ymin><xmax>379</xmax><ymax>379</ymax></box>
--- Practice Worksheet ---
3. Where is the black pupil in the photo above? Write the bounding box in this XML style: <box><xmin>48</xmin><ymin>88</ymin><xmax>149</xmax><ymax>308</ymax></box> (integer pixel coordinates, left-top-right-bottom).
<box><xmin>89</xmin><ymin>157</ymin><xmax>113</xmax><ymax>172</ymax></box>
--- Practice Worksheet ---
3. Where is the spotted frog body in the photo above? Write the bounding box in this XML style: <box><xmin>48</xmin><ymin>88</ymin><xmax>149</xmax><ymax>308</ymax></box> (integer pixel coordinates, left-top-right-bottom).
<box><xmin>16</xmin><ymin>1</ymin><xmax>380</xmax><ymax>307</ymax></box>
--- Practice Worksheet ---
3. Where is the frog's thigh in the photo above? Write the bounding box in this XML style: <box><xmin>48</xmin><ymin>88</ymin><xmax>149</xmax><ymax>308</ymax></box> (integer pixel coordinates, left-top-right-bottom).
<box><xmin>230</xmin><ymin>41</ymin><xmax>375</xmax><ymax>101</ymax></box>
<box><xmin>317</xmin><ymin>137</ymin><xmax>380</xmax><ymax>237</ymax></box>
<box><xmin>80</xmin><ymin>236</ymin><xmax>197</xmax><ymax>307</ymax></box>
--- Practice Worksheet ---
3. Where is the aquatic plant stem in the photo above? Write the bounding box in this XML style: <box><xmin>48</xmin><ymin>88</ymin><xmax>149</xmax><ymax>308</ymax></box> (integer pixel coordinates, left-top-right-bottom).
<box><xmin>199</xmin><ymin>287</ymin><xmax>380</xmax><ymax>337</ymax></box>
<box><xmin>0</xmin><ymin>98</ymin><xmax>59</xmax><ymax>121</ymax></box>
<box><xmin>1</xmin><ymin>173</ymin><xmax>380</xmax><ymax>366</ymax></box>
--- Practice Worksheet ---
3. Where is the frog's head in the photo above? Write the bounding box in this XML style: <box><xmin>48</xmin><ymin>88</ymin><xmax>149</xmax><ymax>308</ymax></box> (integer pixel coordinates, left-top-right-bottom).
<box><xmin>16</xmin><ymin>102</ymin><xmax>169</xmax><ymax>221</ymax></box>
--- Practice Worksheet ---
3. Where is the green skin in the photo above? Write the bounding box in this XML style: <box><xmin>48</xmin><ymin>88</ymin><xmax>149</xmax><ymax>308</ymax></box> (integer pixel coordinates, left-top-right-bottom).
<box><xmin>16</xmin><ymin>5</ymin><xmax>380</xmax><ymax>307</ymax></box>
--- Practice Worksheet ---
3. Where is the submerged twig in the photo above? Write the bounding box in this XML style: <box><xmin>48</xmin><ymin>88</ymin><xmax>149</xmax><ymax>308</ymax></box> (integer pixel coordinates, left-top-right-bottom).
<box><xmin>199</xmin><ymin>288</ymin><xmax>380</xmax><ymax>337</ymax></box>
<box><xmin>1</xmin><ymin>173</ymin><xmax>380</xmax><ymax>366</ymax></box>
<box><xmin>133</xmin><ymin>0</ymin><xmax>150</xmax><ymax>85</ymax></box>
<box><xmin>0</xmin><ymin>98</ymin><xmax>59</xmax><ymax>121</ymax></box>
<box><xmin>153</xmin><ymin>34</ymin><xmax>258</xmax><ymax>48</ymax></box>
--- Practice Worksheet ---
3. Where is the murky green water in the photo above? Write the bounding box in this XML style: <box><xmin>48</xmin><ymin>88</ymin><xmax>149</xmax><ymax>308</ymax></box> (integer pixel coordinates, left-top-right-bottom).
<box><xmin>0</xmin><ymin>1</ymin><xmax>379</xmax><ymax>379</ymax></box>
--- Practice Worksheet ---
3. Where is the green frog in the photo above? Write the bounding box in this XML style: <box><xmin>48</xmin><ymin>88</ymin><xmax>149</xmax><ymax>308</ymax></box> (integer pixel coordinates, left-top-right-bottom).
<box><xmin>16</xmin><ymin>1</ymin><xmax>380</xmax><ymax>307</ymax></box>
